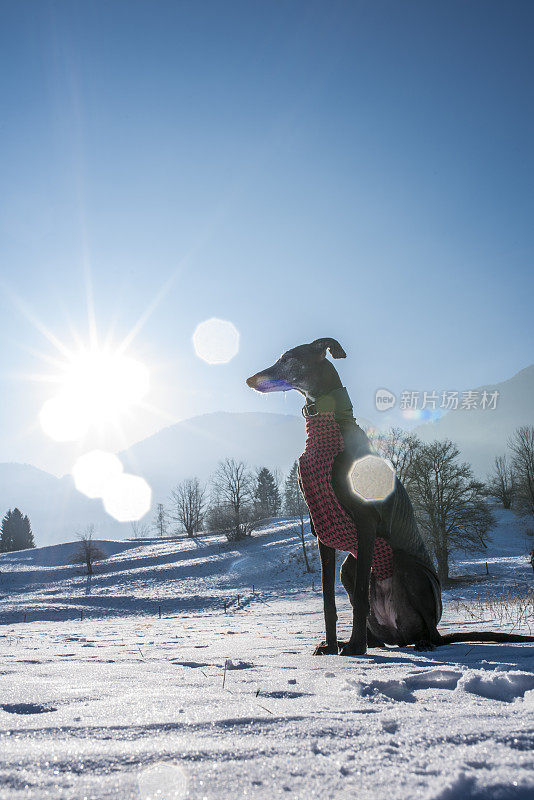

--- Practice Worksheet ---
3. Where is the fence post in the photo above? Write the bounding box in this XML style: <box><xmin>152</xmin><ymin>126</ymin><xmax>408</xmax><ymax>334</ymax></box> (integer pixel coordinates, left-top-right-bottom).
<box><xmin>159</xmin><ymin>605</ymin><xmax>162</xmax><ymax>618</ymax></box>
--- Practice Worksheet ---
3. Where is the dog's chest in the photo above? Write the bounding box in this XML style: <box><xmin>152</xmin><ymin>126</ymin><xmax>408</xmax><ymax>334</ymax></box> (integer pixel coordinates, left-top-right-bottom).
<box><xmin>298</xmin><ymin>412</ymin><xmax>393</xmax><ymax>580</ymax></box>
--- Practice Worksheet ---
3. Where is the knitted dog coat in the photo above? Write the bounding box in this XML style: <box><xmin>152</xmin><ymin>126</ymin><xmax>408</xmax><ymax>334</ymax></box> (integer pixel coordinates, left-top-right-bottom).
<box><xmin>299</xmin><ymin>412</ymin><xmax>394</xmax><ymax>581</ymax></box>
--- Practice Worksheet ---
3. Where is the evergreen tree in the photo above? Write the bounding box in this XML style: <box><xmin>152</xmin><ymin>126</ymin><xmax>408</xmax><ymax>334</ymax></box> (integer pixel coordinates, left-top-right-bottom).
<box><xmin>254</xmin><ymin>467</ymin><xmax>281</xmax><ymax>519</ymax></box>
<box><xmin>0</xmin><ymin>510</ymin><xmax>13</xmax><ymax>552</ymax></box>
<box><xmin>0</xmin><ymin>508</ymin><xmax>35</xmax><ymax>552</ymax></box>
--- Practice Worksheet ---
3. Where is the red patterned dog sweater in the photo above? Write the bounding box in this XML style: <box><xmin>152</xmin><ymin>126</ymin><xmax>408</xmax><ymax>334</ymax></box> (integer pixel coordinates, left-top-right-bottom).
<box><xmin>298</xmin><ymin>412</ymin><xmax>394</xmax><ymax>581</ymax></box>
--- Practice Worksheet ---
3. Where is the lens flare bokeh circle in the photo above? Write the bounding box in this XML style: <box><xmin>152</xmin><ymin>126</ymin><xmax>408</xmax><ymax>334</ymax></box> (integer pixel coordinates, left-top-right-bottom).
<box><xmin>138</xmin><ymin>763</ymin><xmax>188</xmax><ymax>800</ymax></box>
<box><xmin>72</xmin><ymin>450</ymin><xmax>152</xmax><ymax>522</ymax></box>
<box><xmin>72</xmin><ymin>450</ymin><xmax>124</xmax><ymax>499</ymax></box>
<box><xmin>192</xmin><ymin>318</ymin><xmax>240</xmax><ymax>364</ymax></box>
<box><xmin>349</xmin><ymin>455</ymin><xmax>396</xmax><ymax>502</ymax></box>
<box><xmin>102</xmin><ymin>472</ymin><xmax>152</xmax><ymax>522</ymax></box>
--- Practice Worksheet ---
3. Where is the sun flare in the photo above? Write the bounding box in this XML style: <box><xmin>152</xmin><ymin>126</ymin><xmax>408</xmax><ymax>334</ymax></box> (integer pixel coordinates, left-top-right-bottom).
<box><xmin>39</xmin><ymin>348</ymin><xmax>150</xmax><ymax>442</ymax></box>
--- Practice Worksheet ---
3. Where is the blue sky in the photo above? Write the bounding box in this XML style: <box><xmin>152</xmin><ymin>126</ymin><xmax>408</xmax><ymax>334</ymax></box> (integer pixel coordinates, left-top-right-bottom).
<box><xmin>1</xmin><ymin>0</ymin><xmax>533</xmax><ymax>475</ymax></box>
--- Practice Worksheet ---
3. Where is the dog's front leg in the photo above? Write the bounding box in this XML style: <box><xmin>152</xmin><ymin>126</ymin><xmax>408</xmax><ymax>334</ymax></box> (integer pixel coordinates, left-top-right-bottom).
<box><xmin>314</xmin><ymin>540</ymin><xmax>338</xmax><ymax>655</ymax></box>
<box><xmin>340</xmin><ymin>510</ymin><xmax>377</xmax><ymax>656</ymax></box>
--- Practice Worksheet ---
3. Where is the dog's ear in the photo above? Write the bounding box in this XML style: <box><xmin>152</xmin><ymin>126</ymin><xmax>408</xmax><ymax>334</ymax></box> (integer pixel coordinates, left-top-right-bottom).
<box><xmin>312</xmin><ymin>338</ymin><xmax>346</xmax><ymax>360</ymax></box>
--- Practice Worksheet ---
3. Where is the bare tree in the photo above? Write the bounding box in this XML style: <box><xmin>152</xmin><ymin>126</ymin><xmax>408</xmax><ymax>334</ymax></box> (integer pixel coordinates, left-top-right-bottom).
<box><xmin>487</xmin><ymin>455</ymin><xmax>515</xmax><ymax>509</ymax></box>
<box><xmin>509</xmin><ymin>426</ymin><xmax>534</xmax><ymax>518</ymax></box>
<box><xmin>371</xmin><ymin>427</ymin><xmax>421</xmax><ymax>483</ymax></box>
<box><xmin>206</xmin><ymin>501</ymin><xmax>257</xmax><ymax>540</ymax></box>
<box><xmin>407</xmin><ymin>440</ymin><xmax>494</xmax><ymax>584</ymax></box>
<box><xmin>152</xmin><ymin>503</ymin><xmax>168</xmax><ymax>538</ymax></box>
<box><xmin>130</xmin><ymin>520</ymin><xmax>151</xmax><ymax>539</ymax></box>
<box><xmin>169</xmin><ymin>478</ymin><xmax>206</xmax><ymax>537</ymax></box>
<box><xmin>72</xmin><ymin>525</ymin><xmax>107</xmax><ymax>576</ymax></box>
<box><xmin>284</xmin><ymin>461</ymin><xmax>312</xmax><ymax>572</ymax></box>
<box><xmin>210</xmin><ymin>458</ymin><xmax>255</xmax><ymax>540</ymax></box>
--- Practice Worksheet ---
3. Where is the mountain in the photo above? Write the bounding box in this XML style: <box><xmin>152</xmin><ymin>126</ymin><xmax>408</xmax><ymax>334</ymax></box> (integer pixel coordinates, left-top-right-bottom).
<box><xmin>0</xmin><ymin>413</ymin><xmax>307</xmax><ymax>546</ymax></box>
<box><xmin>0</xmin><ymin>463</ymin><xmax>130</xmax><ymax>546</ymax></box>
<box><xmin>3</xmin><ymin>365</ymin><xmax>532</xmax><ymax>548</ymax></box>
<box><xmin>414</xmin><ymin>364</ymin><xmax>534</xmax><ymax>477</ymax></box>
<box><xmin>120</xmin><ymin>411</ymin><xmax>306</xmax><ymax>503</ymax></box>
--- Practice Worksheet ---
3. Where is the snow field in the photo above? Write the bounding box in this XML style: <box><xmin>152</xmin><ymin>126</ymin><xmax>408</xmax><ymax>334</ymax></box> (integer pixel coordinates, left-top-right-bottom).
<box><xmin>0</xmin><ymin>512</ymin><xmax>533</xmax><ymax>799</ymax></box>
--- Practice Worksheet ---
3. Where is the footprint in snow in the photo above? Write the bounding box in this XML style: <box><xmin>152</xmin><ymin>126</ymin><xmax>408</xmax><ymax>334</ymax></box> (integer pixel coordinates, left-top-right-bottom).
<box><xmin>358</xmin><ymin>679</ymin><xmax>416</xmax><ymax>703</ymax></box>
<box><xmin>356</xmin><ymin>670</ymin><xmax>462</xmax><ymax>703</ymax></box>
<box><xmin>405</xmin><ymin>669</ymin><xmax>462</xmax><ymax>690</ymax></box>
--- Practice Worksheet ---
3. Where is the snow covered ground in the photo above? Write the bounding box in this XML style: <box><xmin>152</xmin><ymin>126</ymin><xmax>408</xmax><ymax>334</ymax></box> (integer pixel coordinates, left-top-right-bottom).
<box><xmin>1</xmin><ymin>510</ymin><xmax>533</xmax><ymax>799</ymax></box>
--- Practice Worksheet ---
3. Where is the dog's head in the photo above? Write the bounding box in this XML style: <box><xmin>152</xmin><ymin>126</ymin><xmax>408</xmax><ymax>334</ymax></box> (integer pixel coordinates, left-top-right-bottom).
<box><xmin>246</xmin><ymin>338</ymin><xmax>346</xmax><ymax>400</ymax></box>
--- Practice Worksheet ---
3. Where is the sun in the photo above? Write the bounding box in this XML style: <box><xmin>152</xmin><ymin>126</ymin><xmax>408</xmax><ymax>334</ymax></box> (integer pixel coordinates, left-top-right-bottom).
<box><xmin>39</xmin><ymin>346</ymin><xmax>150</xmax><ymax>442</ymax></box>
<box><xmin>15</xmin><ymin>282</ymin><xmax>239</xmax><ymax>522</ymax></box>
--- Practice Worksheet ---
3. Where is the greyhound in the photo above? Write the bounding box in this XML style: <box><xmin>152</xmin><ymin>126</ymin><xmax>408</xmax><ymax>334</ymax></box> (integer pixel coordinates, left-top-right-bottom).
<box><xmin>247</xmin><ymin>338</ymin><xmax>534</xmax><ymax>655</ymax></box>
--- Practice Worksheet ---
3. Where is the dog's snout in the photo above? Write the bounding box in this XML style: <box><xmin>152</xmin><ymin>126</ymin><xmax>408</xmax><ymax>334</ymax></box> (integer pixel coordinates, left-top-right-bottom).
<box><xmin>247</xmin><ymin>372</ymin><xmax>269</xmax><ymax>391</ymax></box>
<box><xmin>246</xmin><ymin>368</ymin><xmax>291</xmax><ymax>393</ymax></box>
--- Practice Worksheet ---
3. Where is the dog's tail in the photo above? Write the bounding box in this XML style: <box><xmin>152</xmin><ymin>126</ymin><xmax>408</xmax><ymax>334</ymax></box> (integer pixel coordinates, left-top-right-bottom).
<box><xmin>437</xmin><ymin>631</ymin><xmax>534</xmax><ymax>645</ymax></box>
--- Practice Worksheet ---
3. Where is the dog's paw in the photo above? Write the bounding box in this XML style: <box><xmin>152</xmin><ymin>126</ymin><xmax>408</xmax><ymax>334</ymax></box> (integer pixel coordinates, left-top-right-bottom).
<box><xmin>414</xmin><ymin>639</ymin><xmax>435</xmax><ymax>651</ymax></box>
<box><xmin>313</xmin><ymin>641</ymin><xmax>338</xmax><ymax>655</ymax></box>
<box><xmin>339</xmin><ymin>641</ymin><xmax>367</xmax><ymax>656</ymax></box>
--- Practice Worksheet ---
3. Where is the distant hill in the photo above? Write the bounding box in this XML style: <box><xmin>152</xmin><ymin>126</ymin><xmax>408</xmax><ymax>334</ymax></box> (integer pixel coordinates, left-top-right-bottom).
<box><xmin>2</xmin><ymin>364</ymin><xmax>532</xmax><ymax>547</ymax></box>
<box><xmin>0</xmin><ymin>463</ymin><xmax>130</xmax><ymax>546</ymax></box>
<box><xmin>415</xmin><ymin>364</ymin><xmax>534</xmax><ymax>477</ymax></box>
<box><xmin>0</xmin><ymin>413</ymin><xmax>308</xmax><ymax>547</ymax></box>
<box><xmin>120</xmin><ymin>411</ymin><xmax>306</xmax><ymax>503</ymax></box>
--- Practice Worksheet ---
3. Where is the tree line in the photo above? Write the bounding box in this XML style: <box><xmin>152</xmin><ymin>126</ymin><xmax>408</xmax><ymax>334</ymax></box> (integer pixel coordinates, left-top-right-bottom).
<box><xmin>486</xmin><ymin>426</ymin><xmax>534</xmax><ymax>517</ymax></box>
<box><xmin>150</xmin><ymin>460</ymin><xmax>297</xmax><ymax>537</ymax></box>
<box><xmin>150</xmin><ymin>422</ymin><xmax>533</xmax><ymax>586</ymax></box>
<box><xmin>2</xmin><ymin>425</ymin><xmax>532</xmax><ymax>582</ymax></box>
<box><xmin>141</xmin><ymin>459</ymin><xmax>312</xmax><ymax>569</ymax></box>
<box><xmin>371</xmin><ymin>424</ymin><xmax>534</xmax><ymax>584</ymax></box>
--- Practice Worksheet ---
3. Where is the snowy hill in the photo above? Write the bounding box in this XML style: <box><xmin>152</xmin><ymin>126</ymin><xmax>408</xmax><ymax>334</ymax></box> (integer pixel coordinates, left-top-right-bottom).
<box><xmin>0</xmin><ymin>510</ymin><xmax>533</xmax><ymax>799</ymax></box>
<box><xmin>1</xmin><ymin>505</ymin><xmax>531</xmax><ymax>625</ymax></box>
<box><xmin>415</xmin><ymin>364</ymin><xmax>534</xmax><ymax>478</ymax></box>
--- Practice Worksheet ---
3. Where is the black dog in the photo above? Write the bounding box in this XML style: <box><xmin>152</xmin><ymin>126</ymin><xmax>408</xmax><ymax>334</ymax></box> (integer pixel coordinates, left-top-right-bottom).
<box><xmin>247</xmin><ymin>338</ymin><xmax>534</xmax><ymax>655</ymax></box>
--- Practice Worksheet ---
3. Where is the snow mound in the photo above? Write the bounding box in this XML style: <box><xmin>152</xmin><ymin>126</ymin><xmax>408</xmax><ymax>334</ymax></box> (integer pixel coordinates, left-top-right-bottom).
<box><xmin>460</xmin><ymin>671</ymin><xmax>534</xmax><ymax>702</ymax></box>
